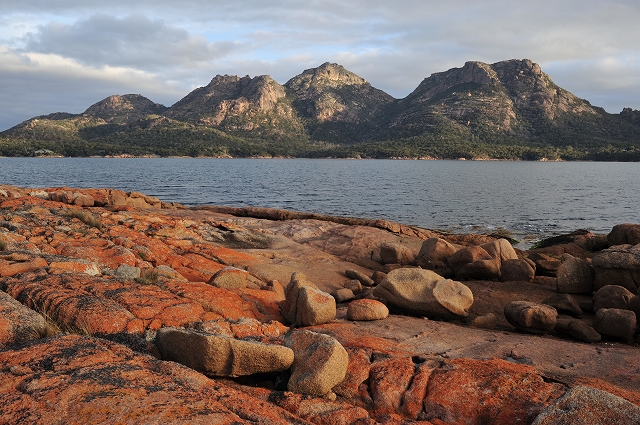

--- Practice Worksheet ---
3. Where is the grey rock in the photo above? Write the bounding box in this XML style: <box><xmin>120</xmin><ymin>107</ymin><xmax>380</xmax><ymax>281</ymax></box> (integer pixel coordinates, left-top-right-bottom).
<box><xmin>594</xmin><ymin>308</ymin><xmax>636</xmax><ymax>343</ymax></box>
<box><xmin>347</xmin><ymin>299</ymin><xmax>389</xmax><ymax>321</ymax></box>
<box><xmin>593</xmin><ymin>285</ymin><xmax>634</xmax><ymax>312</ymax></box>
<box><xmin>504</xmin><ymin>301</ymin><xmax>557</xmax><ymax>334</ymax></box>
<box><xmin>500</xmin><ymin>258</ymin><xmax>536</xmax><ymax>282</ymax></box>
<box><xmin>208</xmin><ymin>266</ymin><xmax>248</xmax><ymax>289</ymax></box>
<box><xmin>114</xmin><ymin>264</ymin><xmax>141</xmax><ymax>280</ymax></box>
<box><xmin>542</xmin><ymin>293</ymin><xmax>583</xmax><ymax>316</ymax></box>
<box><xmin>155</xmin><ymin>327</ymin><xmax>294</xmax><ymax>377</ymax></box>
<box><xmin>415</xmin><ymin>237</ymin><xmax>458</xmax><ymax>269</ymax></box>
<box><xmin>555</xmin><ymin>316</ymin><xmax>601</xmax><ymax>343</ymax></box>
<box><xmin>592</xmin><ymin>245</ymin><xmax>640</xmax><ymax>293</ymax></box>
<box><xmin>345</xmin><ymin>269</ymin><xmax>375</xmax><ymax>286</ymax></box>
<box><xmin>297</xmin><ymin>286</ymin><xmax>336</xmax><ymax>326</ymax></box>
<box><xmin>285</xmin><ymin>330</ymin><xmax>349</xmax><ymax>398</ymax></box>
<box><xmin>556</xmin><ymin>256</ymin><xmax>594</xmax><ymax>294</ymax></box>
<box><xmin>607</xmin><ymin>223</ymin><xmax>640</xmax><ymax>246</ymax></box>
<box><xmin>373</xmin><ymin>268</ymin><xmax>473</xmax><ymax>318</ymax></box>
<box><xmin>532</xmin><ymin>385</ymin><xmax>640</xmax><ymax>425</ymax></box>
<box><xmin>379</xmin><ymin>242</ymin><xmax>415</xmax><ymax>265</ymax></box>
<box><xmin>332</xmin><ymin>288</ymin><xmax>356</xmax><ymax>303</ymax></box>
<box><xmin>0</xmin><ymin>291</ymin><xmax>47</xmax><ymax>345</ymax></box>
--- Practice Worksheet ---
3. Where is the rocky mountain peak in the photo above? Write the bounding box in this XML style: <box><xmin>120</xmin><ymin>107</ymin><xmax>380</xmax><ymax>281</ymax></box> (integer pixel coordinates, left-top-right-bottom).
<box><xmin>166</xmin><ymin>74</ymin><xmax>287</xmax><ymax>124</ymax></box>
<box><xmin>82</xmin><ymin>94</ymin><xmax>167</xmax><ymax>123</ymax></box>
<box><xmin>285</xmin><ymin>63</ymin><xmax>394</xmax><ymax>123</ymax></box>
<box><xmin>285</xmin><ymin>62</ymin><xmax>369</xmax><ymax>94</ymax></box>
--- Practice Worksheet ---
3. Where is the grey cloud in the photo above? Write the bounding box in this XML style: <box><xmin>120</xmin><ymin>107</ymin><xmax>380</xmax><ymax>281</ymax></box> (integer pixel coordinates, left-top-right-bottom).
<box><xmin>21</xmin><ymin>14</ymin><xmax>239</xmax><ymax>70</ymax></box>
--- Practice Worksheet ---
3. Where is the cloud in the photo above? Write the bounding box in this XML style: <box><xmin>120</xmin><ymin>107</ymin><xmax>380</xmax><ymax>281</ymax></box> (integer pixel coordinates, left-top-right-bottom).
<box><xmin>1</xmin><ymin>0</ymin><xmax>640</xmax><ymax>129</ymax></box>
<box><xmin>20</xmin><ymin>13</ymin><xmax>239</xmax><ymax>71</ymax></box>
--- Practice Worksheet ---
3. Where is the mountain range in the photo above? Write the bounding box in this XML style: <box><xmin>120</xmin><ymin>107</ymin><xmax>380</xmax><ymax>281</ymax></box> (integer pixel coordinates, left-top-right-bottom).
<box><xmin>2</xmin><ymin>59</ymin><xmax>640</xmax><ymax>160</ymax></box>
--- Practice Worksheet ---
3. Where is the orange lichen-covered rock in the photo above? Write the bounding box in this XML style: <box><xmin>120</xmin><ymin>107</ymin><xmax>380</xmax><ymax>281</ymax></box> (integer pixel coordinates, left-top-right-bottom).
<box><xmin>164</xmin><ymin>281</ymin><xmax>261</xmax><ymax>321</ymax></box>
<box><xmin>0</xmin><ymin>334</ymin><xmax>295</xmax><ymax>425</ymax></box>
<box><xmin>0</xmin><ymin>257</ymin><xmax>48</xmax><ymax>277</ymax></box>
<box><xmin>422</xmin><ymin>358</ymin><xmax>564</xmax><ymax>425</ymax></box>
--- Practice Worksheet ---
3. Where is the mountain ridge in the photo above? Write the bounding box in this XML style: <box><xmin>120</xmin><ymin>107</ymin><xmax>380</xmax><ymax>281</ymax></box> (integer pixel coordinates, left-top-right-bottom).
<box><xmin>2</xmin><ymin>58</ymin><xmax>639</xmax><ymax>160</ymax></box>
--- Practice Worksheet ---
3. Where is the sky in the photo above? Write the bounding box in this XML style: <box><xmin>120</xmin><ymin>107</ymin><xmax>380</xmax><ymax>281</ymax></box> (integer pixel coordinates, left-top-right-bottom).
<box><xmin>1</xmin><ymin>0</ymin><xmax>639</xmax><ymax>131</ymax></box>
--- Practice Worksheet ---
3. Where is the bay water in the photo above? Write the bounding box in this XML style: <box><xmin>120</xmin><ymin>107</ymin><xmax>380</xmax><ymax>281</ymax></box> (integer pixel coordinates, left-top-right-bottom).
<box><xmin>1</xmin><ymin>158</ymin><xmax>638</xmax><ymax>248</ymax></box>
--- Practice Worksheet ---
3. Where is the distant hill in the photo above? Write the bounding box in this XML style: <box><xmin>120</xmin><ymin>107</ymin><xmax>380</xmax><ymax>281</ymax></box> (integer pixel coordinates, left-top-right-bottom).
<box><xmin>2</xmin><ymin>59</ymin><xmax>639</xmax><ymax>160</ymax></box>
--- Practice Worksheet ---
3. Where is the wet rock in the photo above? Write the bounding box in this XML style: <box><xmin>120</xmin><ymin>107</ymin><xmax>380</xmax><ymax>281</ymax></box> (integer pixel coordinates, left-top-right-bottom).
<box><xmin>592</xmin><ymin>245</ymin><xmax>640</xmax><ymax>293</ymax></box>
<box><xmin>504</xmin><ymin>301</ymin><xmax>557</xmax><ymax>334</ymax></box>
<box><xmin>345</xmin><ymin>268</ymin><xmax>375</xmax><ymax>286</ymax></box>
<box><xmin>542</xmin><ymin>293</ymin><xmax>583</xmax><ymax>316</ymax></box>
<box><xmin>208</xmin><ymin>266</ymin><xmax>249</xmax><ymax>289</ymax></box>
<box><xmin>532</xmin><ymin>385</ymin><xmax>640</xmax><ymax>425</ymax></box>
<box><xmin>594</xmin><ymin>308</ymin><xmax>636</xmax><ymax>343</ymax></box>
<box><xmin>373</xmin><ymin>268</ymin><xmax>473</xmax><ymax>319</ymax></box>
<box><xmin>379</xmin><ymin>242</ymin><xmax>415</xmax><ymax>265</ymax></box>
<box><xmin>593</xmin><ymin>285</ymin><xmax>634</xmax><ymax>312</ymax></box>
<box><xmin>556</xmin><ymin>256</ymin><xmax>594</xmax><ymax>294</ymax></box>
<box><xmin>500</xmin><ymin>258</ymin><xmax>536</xmax><ymax>282</ymax></box>
<box><xmin>156</xmin><ymin>327</ymin><xmax>294</xmax><ymax>377</ymax></box>
<box><xmin>0</xmin><ymin>290</ymin><xmax>47</xmax><ymax>345</ymax></box>
<box><xmin>607</xmin><ymin>223</ymin><xmax>640</xmax><ymax>246</ymax></box>
<box><xmin>347</xmin><ymin>299</ymin><xmax>389</xmax><ymax>321</ymax></box>
<box><xmin>285</xmin><ymin>330</ymin><xmax>348</xmax><ymax>398</ymax></box>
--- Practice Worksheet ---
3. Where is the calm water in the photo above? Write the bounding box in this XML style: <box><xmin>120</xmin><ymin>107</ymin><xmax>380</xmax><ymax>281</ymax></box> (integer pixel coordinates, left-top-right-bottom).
<box><xmin>1</xmin><ymin>158</ymin><xmax>638</xmax><ymax>247</ymax></box>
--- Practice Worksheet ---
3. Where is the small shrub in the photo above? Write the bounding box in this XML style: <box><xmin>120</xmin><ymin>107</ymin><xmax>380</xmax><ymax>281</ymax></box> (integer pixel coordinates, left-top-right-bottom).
<box><xmin>135</xmin><ymin>270</ymin><xmax>161</xmax><ymax>287</ymax></box>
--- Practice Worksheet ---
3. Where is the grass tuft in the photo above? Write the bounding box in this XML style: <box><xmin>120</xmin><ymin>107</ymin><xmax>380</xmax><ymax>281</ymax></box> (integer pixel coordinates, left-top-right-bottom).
<box><xmin>65</xmin><ymin>209</ymin><xmax>104</xmax><ymax>232</ymax></box>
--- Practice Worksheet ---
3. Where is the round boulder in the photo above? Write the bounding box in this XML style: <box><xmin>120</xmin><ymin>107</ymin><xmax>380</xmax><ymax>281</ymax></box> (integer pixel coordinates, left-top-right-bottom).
<box><xmin>594</xmin><ymin>308</ymin><xmax>636</xmax><ymax>343</ymax></box>
<box><xmin>347</xmin><ymin>299</ymin><xmax>389</xmax><ymax>321</ymax></box>
<box><xmin>556</xmin><ymin>256</ymin><xmax>594</xmax><ymax>294</ymax></box>
<box><xmin>416</xmin><ymin>237</ymin><xmax>458</xmax><ymax>269</ymax></box>
<box><xmin>285</xmin><ymin>330</ymin><xmax>349</xmax><ymax>398</ymax></box>
<box><xmin>379</xmin><ymin>242</ymin><xmax>415</xmax><ymax>265</ymax></box>
<box><xmin>373</xmin><ymin>268</ymin><xmax>473</xmax><ymax>319</ymax></box>
<box><xmin>592</xmin><ymin>285</ymin><xmax>634</xmax><ymax>312</ymax></box>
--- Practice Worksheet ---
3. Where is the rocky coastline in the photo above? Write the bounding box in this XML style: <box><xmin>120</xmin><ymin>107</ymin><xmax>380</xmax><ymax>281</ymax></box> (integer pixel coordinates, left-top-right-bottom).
<box><xmin>1</xmin><ymin>185</ymin><xmax>640</xmax><ymax>424</ymax></box>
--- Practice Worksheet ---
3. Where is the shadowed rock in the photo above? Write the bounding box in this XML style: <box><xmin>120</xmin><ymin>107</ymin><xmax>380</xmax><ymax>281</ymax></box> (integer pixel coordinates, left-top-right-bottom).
<box><xmin>156</xmin><ymin>327</ymin><xmax>294</xmax><ymax>377</ymax></box>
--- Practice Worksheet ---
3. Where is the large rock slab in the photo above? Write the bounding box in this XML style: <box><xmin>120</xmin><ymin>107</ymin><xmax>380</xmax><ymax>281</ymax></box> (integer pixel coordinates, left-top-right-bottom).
<box><xmin>532</xmin><ymin>385</ymin><xmax>640</xmax><ymax>425</ymax></box>
<box><xmin>285</xmin><ymin>330</ymin><xmax>348</xmax><ymax>398</ymax></box>
<box><xmin>373</xmin><ymin>268</ymin><xmax>473</xmax><ymax>318</ymax></box>
<box><xmin>156</xmin><ymin>327</ymin><xmax>294</xmax><ymax>377</ymax></box>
